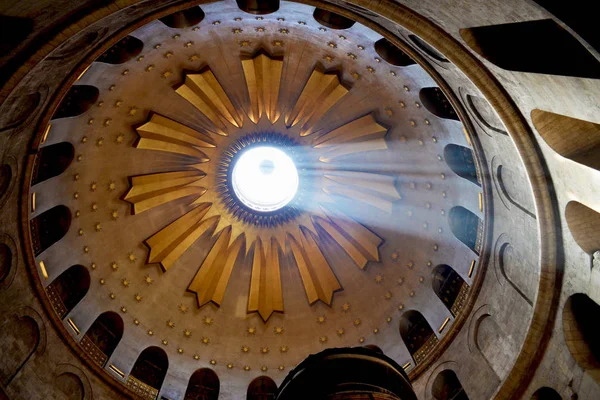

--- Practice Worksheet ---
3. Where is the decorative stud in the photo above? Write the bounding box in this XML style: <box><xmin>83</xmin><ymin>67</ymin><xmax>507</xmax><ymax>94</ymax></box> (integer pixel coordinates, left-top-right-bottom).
<box><xmin>359</xmin><ymin>337</ymin><xmax>365</xmax><ymax>343</ymax></box>
<box><xmin>319</xmin><ymin>27</ymin><xmax>326</xmax><ymax>32</ymax></box>
<box><xmin>83</xmin><ymin>245</ymin><xmax>89</xmax><ymax>253</ymax></box>
<box><xmin>203</xmin><ymin>316</ymin><xmax>214</xmax><ymax>325</ymax></box>
<box><xmin>178</xmin><ymin>304</ymin><xmax>188</xmax><ymax>313</ymax></box>
<box><xmin>164</xmin><ymin>51</ymin><xmax>174</xmax><ymax>59</ymax></box>
<box><xmin>234</xmin><ymin>17</ymin><xmax>242</xmax><ymax>22</ymax></box>
<box><xmin>256</xmin><ymin>16</ymin><xmax>264</xmax><ymax>21</ymax></box>
<box><xmin>144</xmin><ymin>275</ymin><xmax>153</xmax><ymax>285</ymax></box>
<box><xmin>373</xmin><ymin>328</ymin><xmax>379</xmax><ymax>334</ymax></box>
<box><xmin>109</xmin><ymin>84</ymin><xmax>116</xmax><ymax>91</ymax></box>
<box><xmin>74</xmin><ymin>173</ymin><xmax>80</xmax><ymax>181</ymax></box>
<box><xmin>81</xmin><ymin>136</ymin><xmax>88</xmax><ymax>144</ymax></box>
<box><xmin>74</xmin><ymin>192</ymin><xmax>80</xmax><ymax>200</ymax></box>
<box><xmin>255</xmin><ymin>27</ymin><xmax>266</xmax><ymax>33</ymax></box>
<box><xmin>274</xmin><ymin>327</ymin><xmax>284</xmax><ymax>334</ymax></box>
<box><xmin>375</xmin><ymin>57</ymin><xmax>381</xmax><ymax>63</ymax></box>
<box><xmin>327</xmin><ymin>41</ymin><xmax>337</xmax><ymax>48</ymax></box>
<box><xmin>111</xmin><ymin>261</ymin><xmax>118</xmax><ymax>271</ymax></box>
<box><xmin>194</xmin><ymin>354</ymin><xmax>200</xmax><ymax>360</ymax></box>
<box><xmin>145</xmin><ymin>65</ymin><xmax>155</xmax><ymax>72</ymax></box>
<box><xmin>232</xmin><ymin>28</ymin><xmax>242</xmax><ymax>34</ymax></box>
<box><xmin>415</xmin><ymin>102</ymin><xmax>421</xmax><ymax>108</ymax></box>
<box><xmin>90</xmin><ymin>182</ymin><xmax>97</xmax><ymax>191</ymax></box>
<box><xmin>136</xmin><ymin>56</ymin><xmax>144</xmax><ymax>62</ymax></box>
<box><xmin>167</xmin><ymin>320</ymin><xmax>175</xmax><ymax>328</ymax></box>
<box><xmin>212</xmin><ymin>21</ymin><xmax>220</xmax><ymax>25</ymax></box>
<box><xmin>403</xmin><ymin>85</ymin><xmax>410</xmax><ymax>92</ymax></box>
<box><xmin>298</xmin><ymin>21</ymin><xmax>306</xmax><ymax>25</ymax></box>
<box><xmin>243</xmin><ymin>365</ymin><xmax>250</xmax><ymax>371</ymax></box>
<box><xmin>109</xmin><ymin>293</ymin><xmax>116</xmax><ymax>300</ymax></box>
<box><xmin>319</xmin><ymin>336</ymin><xmax>328</xmax><ymax>343</ymax></box>
<box><xmin>97</xmin><ymin>101</ymin><xmax>104</xmax><ymax>107</ymax></box>
<box><xmin>347</xmin><ymin>53</ymin><xmax>357</xmax><ymax>60</ymax></box>
<box><xmin>354</xmin><ymin>318</ymin><xmax>361</xmax><ymax>326</ymax></box>
<box><xmin>342</xmin><ymin>303</ymin><xmax>351</xmax><ymax>312</ymax></box>
<box><xmin>122</xmin><ymin>278</ymin><xmax>129</xmax><ymax>287</ymax></box>
<box><xmin>77</xmin><ymin>154</ymin><xmax>83</xmax><ymax>162</ymax></box>
<box><xmin>114</xmin><ymin>100</ymin><xmax>123</xmax><ymax>108</ymax></box>
<box><xmin>385</xmin><ymin>107</ymin><xmax>393</xmax><ymax>116</ymax></box>
<box><xmin>409</xmin><ymin>291</ymin><xmax>415</xmax><ymax>297</ymax></box>
<box><xmin>366</xmin><ymin>66</ymin><xmax>375</xmax><ymax>73</ymax></box>
<box><xmin>153</xmin><ymin>44</ymin><xmax>161</xmax><ymax>49</ymax></box>
<box><xmin>280</xmin><ymin>345</ymin><xmax>288</xmax><ymax>353</ymax></box>
<box><xmin>279</xmin><ymin>28</ymin><xmax>289</xmax><ymax>34</ymax></box>
<box><xmin>242</xmin><ymin>345</ymin><xmax>250</xmax><ymax>353</ymax></box>
<box><xmin>317</xmin><ymin>316</ymin><xmax>326</xmax><ymax>324</ymax></box>
<box><xmin>110</xmin><ymin>209</ymin><xmax>118</xmax><ymax>219</ymax></box>
<box><xmin>239</xmin><ymin>40</ymin><xmax>251</xmax><ymax>47</ymax></box>
<box><xmin>78</xmin><ymin>228</ymin><xmax>84</xmax><ymax>236</ymax></box>
<box><xmin>94</xmin><ymin>223</ymin><xmax>101</xmax><ymax>232</ymax></box>
<box><xmin>134</xmin><ymin>319</ymin><xmax>140</xmax><ymax>325</ymax></box>
<box><xmin>410</xmin><ymin>120</ymin><xmax>416</xmax><ymax>127</ymax></box>
<box><xmin>385</xmin><ymin>292</ymin><xmax>392</xmax><ymax>300</ymax></box>
<box><xmin>162</xmin><ymin>339</ymin><xmax>168</xmax><ymax>345</ymax></box>
<box><xmin>391</xmin><ymin>252</ymin><xmax>399</xmax><ymax>261</ymax></box>
<box><xmin>273</xmin><ymin>40</ymin><xmax>283</xmax><ymax>46</ymax></box>
<box><xmin>419</xmin><ymin>276</ymin><xmax>425</xmax><ymax>283</ymax></box>
<box><xmin>407</xmin><ymin>260</ymin><xmax>414</xmax><ymax>268</ymax></box>
<box><xmin>76</xmin><ymin>210</ymin><xmax>81</xmax><ymax>218</ymax></box>
<box><xmin>351</xmin><ymin>71</ymin><xmax>361</xmax><ymax>80</ymax></box>
<box><xmin>261</xmin><ymin>346</ymin><xmax>269</xmax><ymax>354</ymax></box>
<box><xmin>357</xmin><ymin>45</ymin><xmax>365</xmax><ymax>50</ymax></box>
<box><xmin>99</xmin><ymin>278</ymin><xmax>105</xmax><ymax>285</ymax></box>
<box><xmin>261</xmin><ymin>366</ymin><xmax>268</xmax><ymax>372</ymax></box>
<box><xmin>323</xmin><ymin>55</ymin><xmax>334</xmax><ymax>63</ymax></box>
<box><xmin>279</xmin><ymin>365</ymin><xmax>285</xmax><ymax>371</ymax></box>
<box><xmin>172</xmin><ymin>34</ymin><xmax>180</xmax><ymax>39</ymax></box>
<box><xmin>184</xmin><ymin>41</ymin><xmax>193</xmax><ymax>48</ymax></box>
<box><xmin>337</xmin><ymin>328</ymin><xmax>345</xmax><ymax>336</ymax></box>
<box><xmin>247</xmin><ymin>327</ymin><xmax>256</xmax><ymax>334</ymax></box>
<box><xmin>210</xmin><ymin>360</ymin><xmax>216</xmax><ymax>365</ymax></box>
<box><xmin>161</xmin><ymin>70</ymin><xmax>173</xmax><ymax>79</ymax></box>
<box><xmin>108</xmin><ymin>181</ymin><xmax>116</xmax><ymax>191</ymax></box>
<box><xmin>277</xmin><ymin>17</ymin><xmax>285</xmax><ymax>21</ymax></box>
<box><xmin>399</xmin><ymin>101</ymin><xmax>406</xmax><ymax>108</ymax></box>
<box><xmin>398</xmin><ymin>304</ymin><xmax>404</xmax><ymax>310</ymax></box>
<box><xmin>441</xmin><ymin>173</ymin><xmax>446</xmax><ymax>179</ymax></box>
<box><xmin>189</xmin><ymin>54</ymin><xmax>199</xmax><ymax>61</ymax></box>
<box><xmin>425</xmin><ymin>119</ymin><xmax>431</xmax><ymax>125</ymax></box>
<box><xmin>128</xmin><ymin>252</ymin><xmax>136</xmax><ymax>263</ymax></box>
<box><xmin>122</xmin><ymin>70</ymin><xmax>129</xmax><ymax>76</ymax></box>
<box><xmin>91</xmin><ymin>263</ymin><xmax>96</xmax><ymax>270</ymax></box>
<box><xmin>227</xmin><ymin>363</ymin><xmax>234</xmax><ymax>369</ymax></box>
<box><xmin>390</xmin><ymin>71</ymin><xmax>397</xmax><ymax>76</ymax></box>
<box><xmin>177</xmin><ymin>348</ymin><xmax>183</xmax><ymax>354</ymax></box>
<box><xmin>397</xmin><ymin>277</ymin><xmax>404</xmax><ymax>285</ymax></box>
<box><xmin>386</xmin><ymin>316</ymin><xmax>392</xmax><ymax>323</ymax></box>
<box><xmin>375</xmin><ymin>275</ymin><xmax>383</xmax><ymax>283</ymax></box>
<box><xmin>339</xmin><ymin>35</ymin><xmax>347</xmax><ymax>40</ymax></box>
<box><xmin>201</xmin><ymin>337</ymin><xmax>210</xmax><ymax>345</ymax></box>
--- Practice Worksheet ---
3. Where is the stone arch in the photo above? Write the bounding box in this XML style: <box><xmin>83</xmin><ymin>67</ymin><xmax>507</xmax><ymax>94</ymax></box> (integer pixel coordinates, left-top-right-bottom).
<box><xmin>55</xmin><ymin>372</ymin><xmax>84</xmax><ymax>400</ymax></box>
<box><xmin>432</xmin><ymin>264</ymin><xmax>469</xmax><ymax>317</ymax></box>
<box><xmin>0</xmin><ymin>163</ymin><xmax>11</xmax><ymax>200</ymax></box>
<box><xmin>30</xmin><ymin>205</ymin><xmax>71</xmax><ymax>256</ymax></box>
<box><xmin>96</xmin><ymin>35</ymin><xmax>143</xmax><ymax>64</ymax></box>
<box><xmin>399</xmin><ymin>310</ymin><xmax>438</xmax><ymax>365</ymax></box>
<box><xmin>0</xmin><ymin>156</ymin><xmax>18</xmax><ymax>210</ymax></box>
<box><xmin>532</xmin><ymin>109</ymin><xmax>600</xmax><ymax>172</ymax></box>
<box><xmin>54</xmin><ymin>363</ymin><xmax>92</xmax><ymax>400</ymax></box>
<box><xmin>408</xmin><ymin>35</ymin><xmax>448</xmax><ymax>63</ymax></box>
<box><xmin>127</xmin><ymin>346</ymin><xmax>168</xmax><ymax>398</ymax></box>
<box><xmin>52</xmin><ymin>85</ymin><xmax>99</xmax><ymax>120</ymax></box>
<box><xmin>565</xmin><ymin>201</ymin><xmax>600</xmax><ymax>254</ymax></box>
<box><xmin>420</xmin><ymin>87</ymin><xmax>460</xmax><ymax>121</ymax></box>
<box><xmin>46</xmin><ymin>265</ymin><xmax>90</xmax><ymax>319</ymax></box>
<box><xmin>185</xmin><ymin>368</ymin><xmax>219</xmax><ymax>399</ymax></box>
<box><xmin>460</xmin><ymin>19</ymin><xmax>600</xmax><ymax>79</ymax></box>
<box><xmin>474</xmin><ymin>314</ymin><xmax>511</xmax><ymax>379</ymax></box>
<box><xmin>0</xmin><ymin>234</ymin><xmax>17</xmax><ymax>290</ymax></box>
<box><xmin>81</xmin><ymin>311</ymin><xmax>124</xmax><ymax>367</ymax></box>
<box><xmin>31</xmin><ymin>142</ymin><xmax>75</xmax><ymax>186</ymax></box>
<box><xmin>313</xmin><ymin>8</ymin><xmax>355</xmax><ymax>30</ymax></box>
<box><xmin>531</xmin><ymin>386</ymin><xmax>562</xmax><ymax>400</ymax></box>
<box><xmin>247</xmin><ymin>375</ymin><xmax>277</xmax><ymax>400</ymax></box>
<box><xmin>236</xmin><ymin>0</ymin><xmax>279</xmax><ymax>15</ymax></box>
<box><xmin>444</xmin><ymin>144</ymin><xmax>480</xmax><ymax>186</ymax></box>
<box><xmin>491</xmin><ymin>156</ymin><xmax>535</xmax><ymax>218</ymax></box>
<box><xmin>563</xmin><ymin>294</ymin><xmax>600</xmax><ymax>382</ymax></box>
<box><xmin>432</xmin><ymin>369</ymin><xmax>469</xmax><ymax>400</ymax></box>
<box><xmin>0</xmin><ymin>314</ymin><xmax>40</xmax><ymax>386</ymax></box>
<box><xmin>493</xmin><ymin>234</ymin><xmax>534</xmax><ymax>306</ymax></box>
<box><xmin>448</xmin><ymin>206</ymin><xmax>482</xmax><ymax>255</ymax></box>
<box><xmin>374</xmin><ymin>38</ymin><xmax>416</xmax><ymax>67</ymax></box>
<box><xmin>159</xmin><ymin>6</ymin><xmax>205</xmax><ymax>28</ymax></box>
<box><xmin>0</xmin><ymin>86</ymin><xmax>45</xmax><ymax>133</ymax></box>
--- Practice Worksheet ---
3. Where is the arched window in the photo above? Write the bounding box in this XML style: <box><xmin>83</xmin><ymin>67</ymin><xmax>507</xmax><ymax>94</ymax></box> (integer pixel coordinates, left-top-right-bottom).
<box><xmin>247</xmin><ymin>376</ymin><xmax>276</xmax><ymax>400</ymax></box>
<box><xmin>432</xmin><ymin>265</ymin><xmax>469</xmax><ymax>316</ymax></box>
<box><xmin>563</xmin><ymin>294</ymin><xmax>600</xmax><ymax>381</ymax></box>
<box><xmin>448</xmin><ymin>206</ymin><xmax>482</xmax><ymax>255</ymax></box>
<box><xmin>236</xmin><ymin>0</ymin><xmax>279</xmax><ymax>15</ymax></box>
<box><xmin>46</xmin><ymin>265</ymin><xmax>90</xmax><ymax>319</ymax></box>
<box><xmin>52</xmin><ymin>85</ymin><xmax>99</xmax><ymax>120</ymax></box>
<box><xmin>96</xmin><ymin>35</ymin><xmax>143</xmax><ymax>64</ymax></box>
<box><xmin>532</xmin><ymin>109</ymin><xmax>600</xmax><ymax>172</ymax></box>
<box><xmin>81</xmin><ymin>312</ymin><xmax>123</xmax><ymax>367</ymax></box>
<box><xmin>420</xmin><ymin>87</ymin><xmax>459</xmax><ymax>121</ymax></box>
<box><xmin>159</xmin><ymin>6</ymin><xmax>205</xmax><ymax>28</ymax></box>
<box><xmin>184</xmin><ymin>368</ymin><xmax>219</xmax><ymax>400</ymax></box>
<box><xmin>30</xmin><ymin>205</ymin><xmax>71</xmax><ymax>256</ymax></box>
<box><xmin>565</xmin><ymin>201</ymin><xmax>600</xmax><ymax>254</ymax></box>
<box><xmin>127</xmin><ymin>347</ymin><xmax>168</xmax><ymax>398</ymax></box>
<box><xmin>55</xmin><ymin>372</ymin><xmax>84</xmax><ymax>400</ymax></box>
<box><xmin>31</xmin><ymin>142</ymin><xmax>74</xmax><ymax>185</ymax></box>
<box><xmin>531</xmin><ymin>387</ymin><xmax>562</xmax><ymax>400</ymax></box>
<box><xmin>444</xmin><ymin>144</ymin><xmax>479</xmax><ymax>186</ymax></box>
<box><xmin>374</xmin><ymin>38</ymin><xmax>415</xmax><ymax>67</ymax></box>
<box><xmin>460</xmin><ymin>19</ymin><xmax>600</xmax><ymax>79</ymax></box>
<box><xmin>408</xmin><ymin>35</ymin><xmax>448</xmax><ymax>63</ymax></box>
<box><xmin>432</xmin><ymin>370</ymin><xmax>469</xmax><ymax>400</ymax></box>
<box><xmin>399</xmin><ymin>310</ymin><xmax>437</xmax><ymax>364</ymax></box>
<box><xmin>313</xmin><ymin>9</ymin><xmax>355</xmax><ymax>30</ymax></box>
<box><xmin>0</xmin><ymin>315</ymin><xmax>40</xmax><ymax>386</ymax></box>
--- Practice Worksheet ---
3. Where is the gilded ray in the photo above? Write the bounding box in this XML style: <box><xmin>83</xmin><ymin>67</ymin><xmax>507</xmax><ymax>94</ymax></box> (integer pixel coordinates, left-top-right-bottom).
<box><xmin>136</xmin><ymin>113</ymin><xmax>215</xmax><ymax>161</ymax></box>
<box><xmin>188</xmin><ymin>227</ymin><xmax>245</xmax><ymax>308</ymax></box>
<box><xmin>144</xmin><ymin>203</ymin><xmax>215</xmax><ymax>271</ymax></box>
<box><xmin>285</xmin><ymin>69</ymin><xmax>349</xmax><ymax>136</ymax></box>
<box><xmin>175</xmin><ymin>67</ymin><xmax>243</xmax><ymax>135</ymax></box>
<box><xmin>288</xmin><ymin>226</ymin><xmax>342</xmax><ymax>305</ymax></box>
<box><xmin>313</xmin><ymin>113</ymin><xmax>388</xmax><ymax>148</ymax></box>
<box><xmin>248</xmin><ymin>237</ymin><xmax>284</xmax><ymax>322</ymax></box>
<box><xmin>319</xmin><ymin>139</ymin><xmax>388</xmax><ymax>162</ymax></box>
<box><xmin>313</xmin><ymin>206</ymin><xmax>382</xmax><ymax>270</ymax></box>
<box><xmin>324</xmin><ymin>171</ymin><xmax>401</xmax><ymax>200</ymax></box>
<box><xmin>242</xmin><ymin>52</ymin><xmax>283</xmax><ymax>124</ymax></box>
<box><xmin>124</xmin><ymin>171</ymin><xmax>208</xmax><ymax>214</ymax></box>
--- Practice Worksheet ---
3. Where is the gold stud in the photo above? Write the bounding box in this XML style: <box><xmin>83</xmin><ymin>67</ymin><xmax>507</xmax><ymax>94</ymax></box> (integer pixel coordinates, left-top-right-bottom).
<box><xmin>167</xmin><ymin>320</ymin><xmax>175</xmax><ymax>328</ymax></box>
<box><xmin>91</xmin><ymin>202</ymin><xmax>98</xmax><ymax>211</ymax></box>
<box><xmin>385</xmin><ymin>292</ymin><xmax>392</xmax><ymax>299</ymax></box>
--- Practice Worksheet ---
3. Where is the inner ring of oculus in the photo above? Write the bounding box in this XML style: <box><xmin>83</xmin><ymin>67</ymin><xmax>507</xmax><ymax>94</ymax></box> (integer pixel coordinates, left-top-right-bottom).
<box><xmin>231</xmin><ymin>146</ymin><xmax>299</xmax><ymax>212</ymax></box>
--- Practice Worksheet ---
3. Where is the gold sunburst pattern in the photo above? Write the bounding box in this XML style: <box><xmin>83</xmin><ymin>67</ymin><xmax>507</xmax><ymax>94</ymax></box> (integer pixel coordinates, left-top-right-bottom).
<box><xmin>123</xmin><ymin>51</ymin><xmax>398</xmax><ymax>322</ymax></box>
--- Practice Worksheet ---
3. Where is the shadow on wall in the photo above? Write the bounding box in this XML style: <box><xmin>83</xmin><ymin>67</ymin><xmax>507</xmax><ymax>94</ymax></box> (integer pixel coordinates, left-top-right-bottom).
<box><xmin>565</xmin><ymin>201</ymin><xmax>600</xmax><ymax>255</ymax></box>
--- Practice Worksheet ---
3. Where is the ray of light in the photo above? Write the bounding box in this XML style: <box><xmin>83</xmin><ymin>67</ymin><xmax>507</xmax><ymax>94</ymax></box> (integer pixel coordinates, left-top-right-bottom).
<box><xmin>175</xmin><ymin>67</ymin><xmax>243</xmax><ymax>135</ymax></box>
<box><xmin>248</xmin><ymin>237</ymin><xmax>284</xmax><ymax>322</ymax></box>
<box><xmin>242</xmin><ymin>52</ymin><xmax>283</xmax><ymax>124</ymax></box>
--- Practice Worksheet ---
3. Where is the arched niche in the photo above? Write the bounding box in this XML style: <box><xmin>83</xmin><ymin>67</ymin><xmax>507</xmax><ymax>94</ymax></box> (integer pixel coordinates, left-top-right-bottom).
<box><xmin>247</xmin><ymin>376</ymin><xmax>277</xmax><ymax>400</ymax></box>
<box><xmin>563</xmin><ymin>294</ymin><xmax>600</xmax><ymax>381</ymax></box>
<box><xmin>532</xmin><ymin>109</ymin><xmax>600</xmax><ymax>172</ymax></box>
<box><xmin>46</xmin><ymin>265</ymin><xmax>90</xmax><ymax>319</ymax></box>
<box><xmin>96</xmin><ymin>35</ymin><xmax>143</xmax><ymax>64</ymax></box>
<box><xmin>374</xmin><ymin>38</ymin><xmax>416</xmax><ymax>67</ymax></box>
<box><xmin>52</xmin><ymin>85</ymin><xmax>99</xmax><ymax>120</ymax></box>
<box><xmin>495</xmin><ymin>237</ymin><xmax>534</xmax><ymax>306</ymax></box>
<box><xmin>432</xmin><ymin>264</ymin><xmax>469</xmax><ymax>317</ymax></box>
<box><xmin>444</xmin><ymin>144</ymin><xmax>479</xmax><ymax>186</ymax></box>
<box><xmin>399</xmin><ymin>310</ymin><xmax>437</xmax><ymax>364</ymax></box>
<box><xmin>420</xmin><ymin>87</ymin><xmax>459</xmax><ymax>121</ymax></box>
<box><xmin>236</xmin><ymin>0</ymin><xmax>279</xmax><ymax>15</ymax></box>
<box><xmin>127</xmin><ymin>346</ymin><xmax>168</xmax><ymax>398</ymax></box>
<box><xmin>32</xmin><ymin>142</ymin><xmax>75</xmax><ymax>185</ymax></box>
<box><xmin>0</xmin><ymin>243</ymin><xmax>11</xmax><ymax>283</ymax></box>
<box><xmin>159</xmin><ymin>6</ymin><xmax>205</xmax><ymax>28</ymax></box>
<box><xmin>432</xmin><ymin>370</ymin><xmax>469</xmax><ymax>400</ymax></box>
<box><xmin>491</xmin><ymin>157</ymin><xmax>535</xmax><ymax>219</ymax></box>
<box><xmin>184</xmin><ymin>368</ymin><xmax>219</xmax><ymax>400</ymax></box>
<box><xmin>460</xmin><ymin>19</ymin><xmax>600</xmax><ymax>79</ymax></box>
<box><xmin>0</xmin><ymin>164</ymin><xmax>11</xmax><ymax>199</ymax></box>
<box><xmin>30</xmin><ymin>205</ymin><xmax>71</xmax><ymax>256</ymax></box>
<box><xmin>448</xmin><ymin>206</ymin><xmax>482</xmax><ymax>255</ymax></box>
<box><xmin>531</xmin><ymin>387</ymin><xmax>562</xmax><ymax>400</ymax></box>
<box><xmin>474</xmin><ymin>314</ymin><xmax>511</xmax><ymax>379</ymax></box>
<box><xmin>313</xmin><ymin>9</ymin><xmax>355</xmax><ymax>30</ymax></box>
<box><xmin>408</xmin><ymin>35</ymin><xmax>448</xmax><ymax>63</ymax></box>
<box><xmin>464</xmin><ymin>93</ymin><xmax>506</xmax><ymax>136</ymax></box>
<box><xmin>565</xmin><ymin>201</ymin><xmax>600</xmax><ymax>254</ymax></box>
<box><xmin>55</xmin><ymin>372</ymin><xmax>84</xmax><ymax>400</ymax></box>
<box><xmin>0</xmin><ymin>315</ymin><xmax>40</xmax><ymax>386</ymax></box>
<box><xmin>81</xmin><ymin>311</ymin><xmax>123</xmax><ymax>367</ymax></box>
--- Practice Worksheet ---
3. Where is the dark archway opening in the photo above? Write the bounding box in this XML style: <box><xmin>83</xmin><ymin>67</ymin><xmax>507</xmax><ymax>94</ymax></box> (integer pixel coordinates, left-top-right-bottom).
<box><xmin>432</xmin><ymin>264</ymin><xmax>469</xmax><ymax>317</ymax></box>
<box><xmin>184</xmin><ymin>368</ymin><xmax>220</xmax><ymax>400</ymax></box>
<box><xmin>46</xmin><ymin>265</ymin><xmax>90</xmax><ymax>319</ymax></box>
<box><xmin>30</xmin><ymin>205</ymin><xmax>71</xmax><ymax>256</ymax></box>
<box><xmin>81</xmin><ymin>311</ymin><xmax>123</xmax><ymax>367</ymax></box>
<box><xmin>432</xmin><ymin>370</ymin><xmax>469</xmax><ymax>400</ymax></box>
<box><xmin>444</xmin><ymin>144</ymin><xmax>480</xmax><ymax>186</ymax></box>
<box><xmin>531</xmin><ymin>386</ymin><xmax>562</xmax><ymax>400</ymax></box>
<box><xmin>128</xmin><ymin>346</ymin><xmax>169</xmax><ymax>397</ymax></box>
<box><xmin>32</xmin><ymin>142</ymin><xmax>75</xmax><ymax>185</ymax></box>
<box><xmin>247</xmin><ymin>375</ymin><xmax>276</xmax><ymax>400</ymax></box>
<box><xmin>448</xmin><ymin>206</ymin><xmax>482</xmax><ymax>255</ymax></box>
<box><xmin>313</xmin><ymin>9</ymin><xmax>355</xmax><ymax>30</ymax></box>
<box><xmin>563</xmin><ymin>294</ymin><xmax>600</xmax><ymax>382</ymax></box>
<box><xmin>420</xmin><ymin>87</ymin><xmax>459</xmax><ymax>121</ymax></box>
<box><xmin>52</xmin><ymin>85</ymin><xmax>99</xmax><ymax>120</ymax></box>
<box><xmin>96</xmin><ymin>35</ymin><xmax>143</xmax><ymax>64</ymax></box>
<box><xmin>159</xmin><ymin>6</ymin><xmax>205</xmax><ymax>28</ymax></box>
<box><xmin>374</xmin><ymin>38</ymin><xmax>416</xmax><ymax>67</ymax></box>
<box><xmin>236</xmin><ymin>0</ymin><xmax>279</xmax><ymax>15</ymax></box>
<box><xmin>399</xmin><ymin>310</ymin><xmax>437</xmax><ymax>364</ymax></box>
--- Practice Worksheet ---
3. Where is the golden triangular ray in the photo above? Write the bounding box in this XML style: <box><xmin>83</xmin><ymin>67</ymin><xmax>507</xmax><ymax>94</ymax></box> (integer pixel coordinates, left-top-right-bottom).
<box><xmin>188</xmin><ymin>228</ymin><xmax>246</xmax><ymax>308</ymax></box>
<box><xmin>287</xmin><ymin>226</ymin><xmax>342</xmax><ymax>305</ymax></box>
<box><xmin>313</xmin><ymin>113</ymin><xmax>387</xmax><ymax>147</ymax></box>
<box><xmin>242</xmin><ymin>52</ymin><xmax>283</xmax><ymax>124</ymax></box>
<box><xmin>248</xmin><ymin>237</ymin><xmax>284</xmax><ymax>322</ymax></box>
